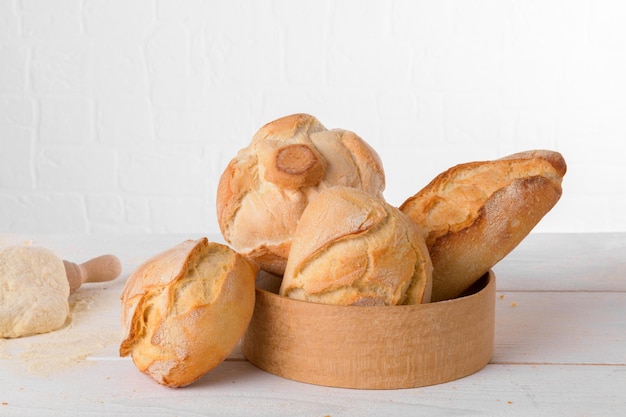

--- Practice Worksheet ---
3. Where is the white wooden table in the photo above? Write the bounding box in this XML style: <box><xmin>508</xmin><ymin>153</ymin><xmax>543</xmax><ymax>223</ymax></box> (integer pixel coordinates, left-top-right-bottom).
<box><xmin>1</xmin><ymin>233</ymin><xmax>625</xmax><ymax>416</ymax></box>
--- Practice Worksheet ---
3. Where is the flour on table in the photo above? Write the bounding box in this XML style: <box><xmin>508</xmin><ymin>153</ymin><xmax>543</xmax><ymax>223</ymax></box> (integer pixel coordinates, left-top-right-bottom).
<box><xmin>0</xmin><ymin>277</ymin><xmax>123</xmax><ymax>376</ymax></box>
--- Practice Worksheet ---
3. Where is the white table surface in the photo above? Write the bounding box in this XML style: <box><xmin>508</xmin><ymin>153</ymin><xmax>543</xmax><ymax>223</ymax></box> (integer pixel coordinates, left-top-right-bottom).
<box><xmin>1</xmin><ymin>232</ymin><xmax>625</xmax><ymax>416</ymax></box>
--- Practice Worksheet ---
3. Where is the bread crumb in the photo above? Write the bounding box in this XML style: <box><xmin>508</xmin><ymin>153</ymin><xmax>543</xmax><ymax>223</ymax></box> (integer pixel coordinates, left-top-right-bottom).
<box><xmin>499</xmin><ymin>294</ymin><xmax>505</xmax><ymax>299</ymax></box>
<box><xmin>511</xmin><ymin>302</ymin><xmax>517</xmax><ymax>307</ymax></box>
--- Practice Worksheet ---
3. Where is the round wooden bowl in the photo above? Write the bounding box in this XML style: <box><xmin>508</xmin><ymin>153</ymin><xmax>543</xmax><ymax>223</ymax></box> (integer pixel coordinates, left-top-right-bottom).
<box><xmin>241</xmin><ymin>270</ymin><xmax>495</xmax><ymax>390</ymax></box>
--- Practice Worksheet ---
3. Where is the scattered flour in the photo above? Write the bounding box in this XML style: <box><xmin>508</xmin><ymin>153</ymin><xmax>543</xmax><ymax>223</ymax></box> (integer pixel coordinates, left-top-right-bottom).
<box><xmin>0</xmin><ymin>281</ymin><xmax>123</xmax><ymax>376</ymax></box>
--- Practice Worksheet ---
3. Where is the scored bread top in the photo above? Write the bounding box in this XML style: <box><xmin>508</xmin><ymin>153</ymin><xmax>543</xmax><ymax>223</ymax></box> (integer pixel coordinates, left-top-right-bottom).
<box><xmin>251</xmin><ymin>112</ymin><xmax>327</xmax><ymax>144</ymax></box>
<box><xmin>399</xmin><ymin>150</ymin><xmax>566</xmax><ymax>246</ymax></box>
<box><xmin>119</xmin><ymin>238</ymin><xmax>257</xmax><ymax>387</ymax></box>
<box><xmin>119</xmin><ymin>238</ymin><xmax>206</xmax><ymax>338</ymax></box>
<box><xmin>280</xmin><ymin>186</ymin><xmax>432</xmax><ymax>306</ymax></box>
<box><xmin>216</xmin><ymin>113</ymin><xmax>385</xmax><ymax>276</ymax></box>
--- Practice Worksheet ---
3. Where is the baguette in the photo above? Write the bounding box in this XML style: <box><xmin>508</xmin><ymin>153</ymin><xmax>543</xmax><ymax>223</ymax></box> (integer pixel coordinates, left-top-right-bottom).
<box><xmin>399</xmin><ymin>150</ymin><xmax>566</xmax><ymax>301</ymax></box>
<box><xmin>119</xmin><ymin>238</ymin><xmax>257</xmax><ymax>387</ymax></box>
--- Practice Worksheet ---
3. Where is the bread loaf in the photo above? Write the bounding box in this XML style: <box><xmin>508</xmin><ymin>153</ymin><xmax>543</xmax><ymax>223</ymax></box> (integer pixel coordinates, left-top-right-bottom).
<box><xmin>279</xmin><ymin>186</ymin><xmax>433</xmax><ymax>306</ymax></box>
<box><xmin>119</xmin><ymin>238</ymin><xmax>257</xmax><ymax>387</ymax></box>
<box><xmin>399</xmin><ymin>150</ymin><xmax>566</xmax><ymax>301</ymax></box>
<box><xmin>216</xmin><ymin>113</ymin><xmax>385</xmax><ymax>276</ymax></box>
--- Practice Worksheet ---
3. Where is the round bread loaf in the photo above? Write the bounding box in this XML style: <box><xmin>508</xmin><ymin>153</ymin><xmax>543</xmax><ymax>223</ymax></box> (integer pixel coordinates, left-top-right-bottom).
<box><xmin>279</xmin><ymin>186</ymin><xmax>433</xmax><ymax>306</ymax></box>
<box><xmin>119</xmin><ymin>238</ymin><xmax>257</xmax><ymax>387</ymax></box>
<box><xmin>399</xmin><ymin>150</ymin><xmax>566</xmax><ymax>301</ymax></box>
<box><xmin>216</xmin><ymin>113</ymin><xmax>385</xmax><ymax>276</ymax></box>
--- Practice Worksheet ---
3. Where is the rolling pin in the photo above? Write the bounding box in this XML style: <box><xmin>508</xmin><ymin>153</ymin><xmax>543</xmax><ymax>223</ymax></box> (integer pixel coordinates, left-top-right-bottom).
<box><xmin>64</xmin><ymin>255</ymin><xmax>122</xmax><ymax>294</ymax></box>
<box><xmin>0</xmin><ymin>246</ymin><xmax>123</xmax><ymax>338</ymax></box>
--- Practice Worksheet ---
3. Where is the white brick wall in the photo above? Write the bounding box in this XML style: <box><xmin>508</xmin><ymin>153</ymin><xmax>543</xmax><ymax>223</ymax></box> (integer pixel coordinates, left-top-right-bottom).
<box><xmin>1</xmin><ymin>0</ymin><xmax>625</xmax><ymax>235</ymax></box>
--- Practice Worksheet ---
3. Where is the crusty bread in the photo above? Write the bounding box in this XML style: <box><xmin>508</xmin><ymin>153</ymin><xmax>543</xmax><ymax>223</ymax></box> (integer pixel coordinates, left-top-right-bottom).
<box><xmin>279</xmin><ymin>186</ymin><xmax>432</xmax><ymax>306</ymax></box>
<box><xmin>119</xmin><ymin>238</ymin><xmax>257</xmax><ymax>387</ymax></box>
<box><xmin>399</xmin><ymin>150</ymin><xmax>566</xmax><ymax>301</ymax></box>
<box><xmin>216</xmin><ymin>113</ymin><xmax>385</xmax><ymax>276</ymax></box>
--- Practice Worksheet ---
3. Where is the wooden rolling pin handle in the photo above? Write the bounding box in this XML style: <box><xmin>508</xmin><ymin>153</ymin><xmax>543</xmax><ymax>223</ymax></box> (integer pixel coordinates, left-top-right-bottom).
<box><xmin>64</xmin><ymin>255</ymin><xmax>122</xmax><ymax>294</ymax></box>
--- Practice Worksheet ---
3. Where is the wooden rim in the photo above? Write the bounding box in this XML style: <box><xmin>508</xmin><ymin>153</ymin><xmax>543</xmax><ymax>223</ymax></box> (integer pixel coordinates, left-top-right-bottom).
<box><xmin>242</xmin><ymin>271</ymin><xmax>495</xmax><ymax>389</ymax></box>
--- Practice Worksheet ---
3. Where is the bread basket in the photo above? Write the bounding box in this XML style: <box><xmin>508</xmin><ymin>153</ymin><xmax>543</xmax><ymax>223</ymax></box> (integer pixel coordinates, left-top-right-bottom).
<box><xmin>241</xmin><ymin>270</ymin><xmax>495</xmax><ymax>389</ymax></box>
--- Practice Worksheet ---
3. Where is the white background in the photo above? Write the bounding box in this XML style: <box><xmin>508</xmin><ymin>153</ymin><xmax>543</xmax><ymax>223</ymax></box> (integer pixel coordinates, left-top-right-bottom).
<box><xmin>1</xmin><ymin>0</ymin><xmax>625</xmax><ymax>235</ymax></box>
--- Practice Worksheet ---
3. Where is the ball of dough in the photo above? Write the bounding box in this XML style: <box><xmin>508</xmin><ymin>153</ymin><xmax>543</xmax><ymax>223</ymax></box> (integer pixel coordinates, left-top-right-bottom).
<box><xmin>119</xmin><ymin>238</ymin><xmax>258</xmax><ymax>388</ymax></box>
<box><xmin>0</xmin><ymin>246</ymin><xmax>69</xmax><ymax>338</ymax></box>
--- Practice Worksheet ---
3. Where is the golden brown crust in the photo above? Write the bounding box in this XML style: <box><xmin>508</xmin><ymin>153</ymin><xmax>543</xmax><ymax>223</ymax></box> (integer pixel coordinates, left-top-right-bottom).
<box><xmin>263</xmin><ymin>143</ymin><xmax>327</xmax><ymax>189</ymax></box>
<box><xmin>399</xmin><ymin>150</ymin><xmax>566</xmax><ymax>301</ymax></box>
<box><xmin>319</xmin><ymin>129</ymin><xmax>386</xmax><ymax>193</ymax></box>
<box><xmin>216</xmin><ymin>114</ymin><xmax>385</xmax><ymax>276</ymax></box>
<box><xmin>251</xmin><ymin>113</ymin><xmax>326</xmax><ymax>144</ymax></box>
<box><xmin>216</xmin><ymin>155</ymin><xmax>257</xmax><ymax>241</ymax></box>
<box><xmin>279</xmin><ymin>186</ymin><xmax>432</xmax><ymax>306</ymax></box>
<box><xmin>119</xmin><ymin>238</ymin><xmax>257</xmax><ymax>387</ymax></box>
<box><xmin>501</xmin><ymin>149</ymin><xmax>567</xmax><ymax>177</ymax></box>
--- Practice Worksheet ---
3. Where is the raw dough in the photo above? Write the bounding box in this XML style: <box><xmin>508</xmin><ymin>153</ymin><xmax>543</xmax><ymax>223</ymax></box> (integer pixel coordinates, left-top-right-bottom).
<box><xmin>0</xmin><ymin>246</ymin><xmax>70</xmax><ymax>338</ymax></box>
